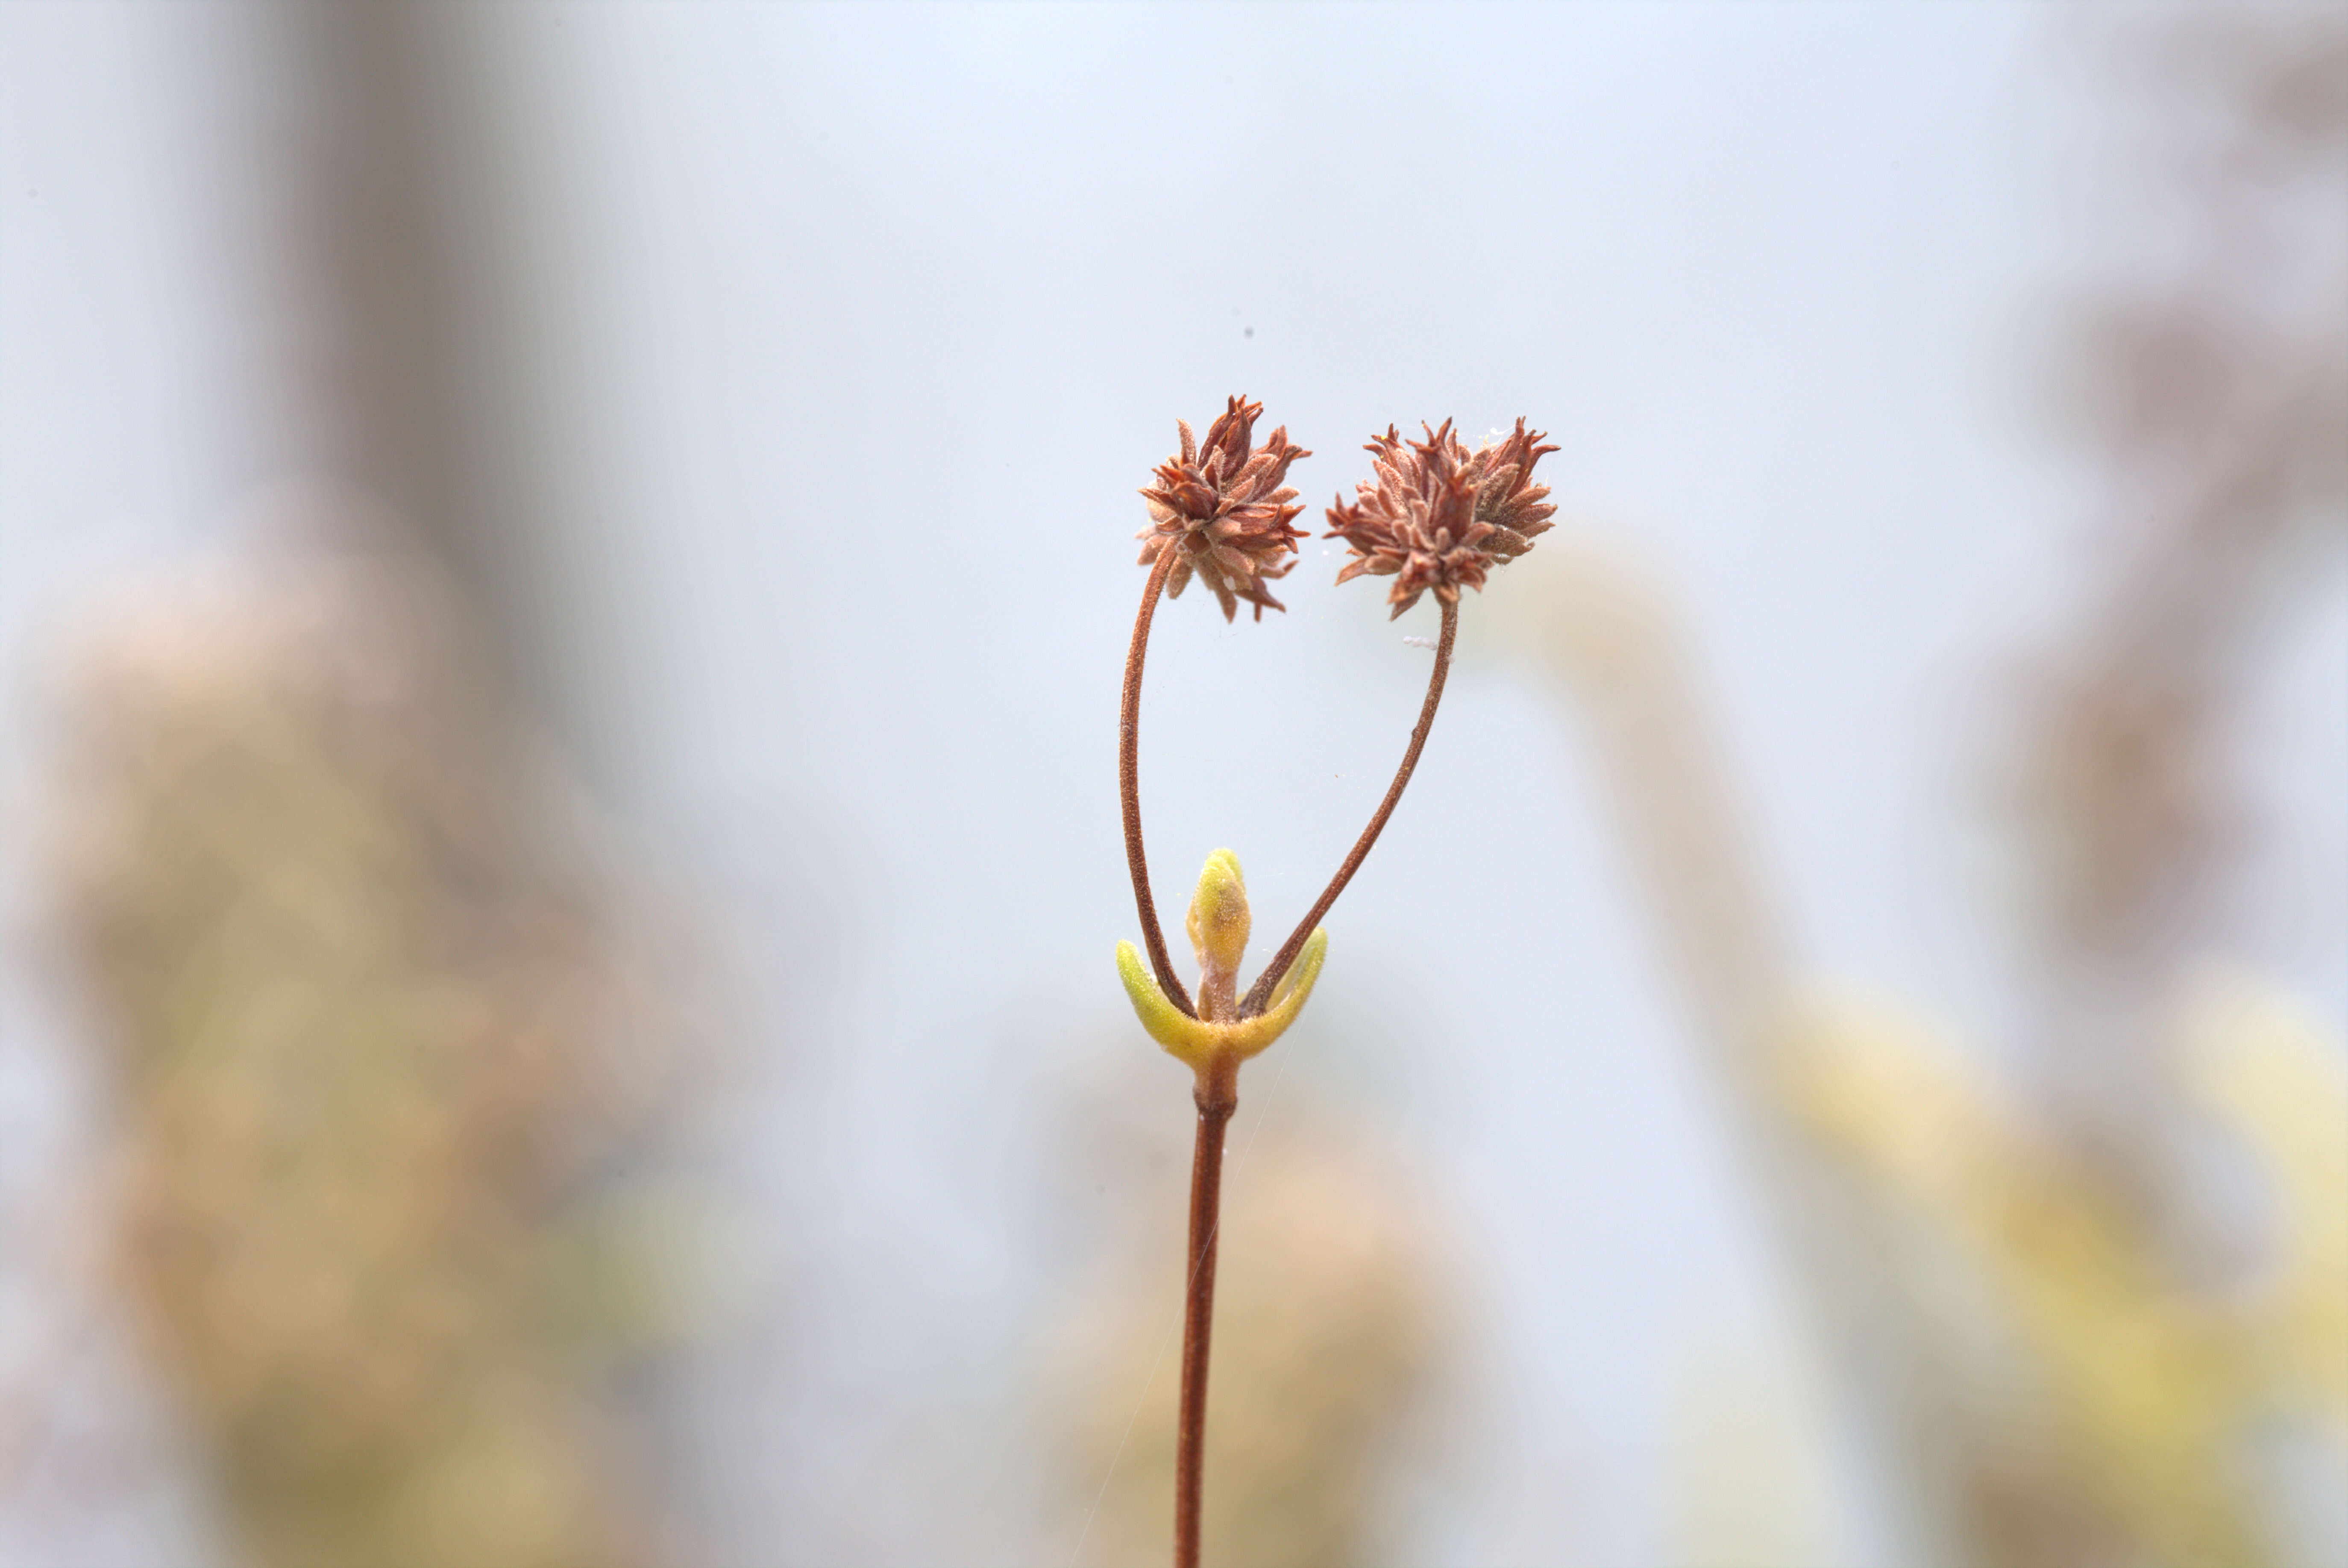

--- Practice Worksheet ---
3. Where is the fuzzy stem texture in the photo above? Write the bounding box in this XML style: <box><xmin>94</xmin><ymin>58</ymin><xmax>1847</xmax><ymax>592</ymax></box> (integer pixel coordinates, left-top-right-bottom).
<box><xmin>1174</xmin><ymin>1058</ymin><xmax>1238</xmax><ymax>1568</ymax></box>
<box><xmin>1242</xmin><ymin>597</ymin><xmax>1457</xmax><ymax>1018</ymax></box>
<box><xmin>1123</xmin><ymin>549</ymin><xmax>1198</xmax><ymax>1019</ymax></box>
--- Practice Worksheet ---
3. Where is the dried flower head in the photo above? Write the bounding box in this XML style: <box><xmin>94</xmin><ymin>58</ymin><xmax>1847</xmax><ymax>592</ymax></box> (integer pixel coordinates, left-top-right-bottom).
<box><xmin>1138</xmin><ymin>396</ymin><xmax>1312</xmax><ymax>622</ymax></box>
<box><xmin>1326</xmin><ymin>418</ymin><xmax>1559</xmax><ymax>618</ymax></box>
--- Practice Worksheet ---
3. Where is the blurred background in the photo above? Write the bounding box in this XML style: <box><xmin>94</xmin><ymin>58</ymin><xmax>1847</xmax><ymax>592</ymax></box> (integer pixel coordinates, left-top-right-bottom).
<box><xmin>2</xmin><ymin>3</ymin><xmax>2342</xmax><ymax>1565</ymax></box>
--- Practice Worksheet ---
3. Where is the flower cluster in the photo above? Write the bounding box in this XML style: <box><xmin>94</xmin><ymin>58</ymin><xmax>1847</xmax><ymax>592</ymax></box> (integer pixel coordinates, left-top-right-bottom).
<box><xmin>1325</xmin><ymin>418</ymin><xmax>1558</xmax><ymax>618</ymax></box>
<box><xmin>1137</xmin><ymin>396</ymin><xmax>1311</xmax><ymax>621</ymax></box>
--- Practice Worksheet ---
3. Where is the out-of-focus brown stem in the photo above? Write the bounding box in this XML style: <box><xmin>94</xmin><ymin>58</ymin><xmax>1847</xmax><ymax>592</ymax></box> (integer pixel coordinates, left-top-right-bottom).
<box><xmin>1123</xmin><ymin>549</ymin><xmax>1195</xmax><ymax>1019</ymax></box>
<box><xmin>1241</xmin><ymin>597</ymin><xmax>1456</xmax><ymax>1018</ymax></box>
<box><xmin>1174</xmin><ymin>1057</ymin><xmax>1238</xmax><ymax>1568</ymax></box>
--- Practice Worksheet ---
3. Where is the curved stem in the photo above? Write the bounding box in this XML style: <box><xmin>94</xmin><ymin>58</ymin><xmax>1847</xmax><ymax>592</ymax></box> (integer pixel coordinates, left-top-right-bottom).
<box><xmin>1174</xmin><ymin>1058</ymin><xmax>1238</xmax><ymax>1568</ymax></box>
<box><xmin>1123</xmin><ymin>549</ymin><xmax>1196</xmax><ymax>1018</ymax></box>
<box><xmin>1240</xmin><ymin>597</ymin><xmax>1457</xmax><ymax>1018</ymax></box>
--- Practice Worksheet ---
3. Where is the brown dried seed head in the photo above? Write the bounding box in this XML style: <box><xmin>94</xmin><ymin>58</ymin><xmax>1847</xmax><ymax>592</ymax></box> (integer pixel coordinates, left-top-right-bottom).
<box><xmin>1325</xmin><ymin>418</ymin><xmax>1558</xmax><ymax>619</ymax></box>
<box><xmin>1137</xmin><ymin>395</ymin><xmax>1312</xmax><ymax>622</ymax></box>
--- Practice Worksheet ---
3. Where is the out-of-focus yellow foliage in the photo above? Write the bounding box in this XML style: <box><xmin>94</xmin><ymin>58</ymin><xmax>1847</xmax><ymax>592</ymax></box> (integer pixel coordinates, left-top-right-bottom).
<box><xmin>2180</xmin><ymin>973</ymin><xmax>2348</xmax><ymax>1435</ymax></box>
<box><xmin>1772</xmin><ymin>980</ymin><xmax>2346</xmax><ymax>1568</ymax></box>
<box><xmin>1507</xmin><ymin>501</ymin><xmax>2345</xmax><ymax>1565</ymax></box>
<box><xmin>44</xmin><ymin>540</ymin><xmax>679</xmax><ymax>1568</ymax></box>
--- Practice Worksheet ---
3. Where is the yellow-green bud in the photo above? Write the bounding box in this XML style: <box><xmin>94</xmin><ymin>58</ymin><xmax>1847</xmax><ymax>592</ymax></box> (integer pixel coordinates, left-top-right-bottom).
<box><xmin>1185</xmin><ymin>848</ymin><xmax>1252</xmax><ymax>1022</ymax></box>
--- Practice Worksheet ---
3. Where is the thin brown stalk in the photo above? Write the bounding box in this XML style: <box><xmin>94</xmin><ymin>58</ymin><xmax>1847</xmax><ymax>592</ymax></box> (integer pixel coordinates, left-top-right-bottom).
<box><xmin>1122</xmin><ymin>549</ymin><xmax>1196</xmax><ymax>1018</ymax></box>
<box><xmin>1174</xmin><ymin>1057</ymin><xmax>1238</xmax><ymax>1568</ymax></box>
<box><xmin>1240</xmin><ymin>597</ymin><xmax>1457</xmax><ymax>1018</ymax></box>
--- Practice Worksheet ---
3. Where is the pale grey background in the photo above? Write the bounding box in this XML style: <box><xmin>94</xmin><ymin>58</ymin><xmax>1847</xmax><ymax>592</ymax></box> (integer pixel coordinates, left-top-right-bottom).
<box><xmin>4</xmin><ymin>5</ymin><xmax>2342</xmax><ymax>1565</ymax></box>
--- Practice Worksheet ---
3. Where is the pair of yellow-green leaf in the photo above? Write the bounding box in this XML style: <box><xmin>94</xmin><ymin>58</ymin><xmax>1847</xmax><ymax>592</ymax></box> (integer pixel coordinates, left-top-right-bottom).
<box><xmin>1117</xmin><ymin>849</ymin><xmax>1326</xmax><ymax>1071</ymax></box>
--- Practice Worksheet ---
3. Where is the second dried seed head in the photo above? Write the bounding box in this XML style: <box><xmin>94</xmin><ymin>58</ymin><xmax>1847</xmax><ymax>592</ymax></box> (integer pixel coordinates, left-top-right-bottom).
<box><xmin>1326</xmin><ymin>418</ymin><xmax>1559</xmax><ymax>617</ymax></box>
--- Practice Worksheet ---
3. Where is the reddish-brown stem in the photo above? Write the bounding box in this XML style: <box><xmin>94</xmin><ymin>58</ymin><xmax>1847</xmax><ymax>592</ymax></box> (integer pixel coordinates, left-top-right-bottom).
<box><xmin>1174</xmin><ymin>1058</ymin><xmax>1238</xmax><ymax>1568</ymax></box>
<box><xmin>1123</xmin><ymin>549</ymin><xmax>1196</xmax><ymax>1018</ymax></box>
<box><xmin>1240</xmin><ymin>597</ymin><xmax>1457</xmax><ymax>1018</ymax></box>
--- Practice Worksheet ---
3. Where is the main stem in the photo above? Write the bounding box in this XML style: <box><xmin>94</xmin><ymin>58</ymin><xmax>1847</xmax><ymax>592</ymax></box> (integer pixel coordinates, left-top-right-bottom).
<box><xmin>1174</xmin><ymin>1059</ymin><xmax>1238</xmax><ymax>1568</ymax></box>
<box><xmin>1122</xmin><ymin>548</ymin><xmax>1196</xmax><ymax>1018</ymax></box>
<box><xmin>1240</xmin><ymin>597</ymin><xmax>1458</xmax><ymax>1018</ymax></box>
